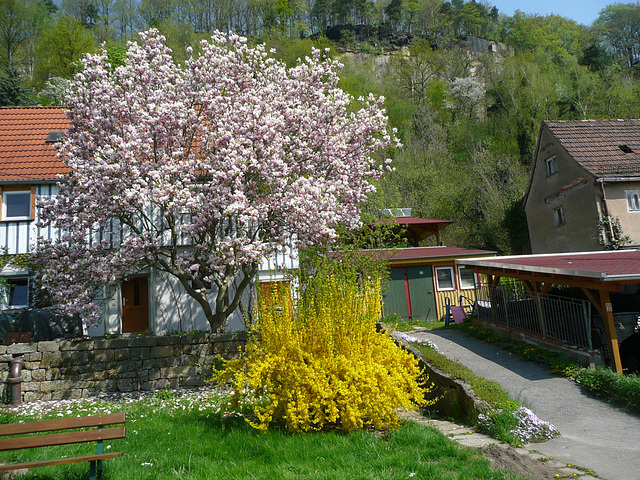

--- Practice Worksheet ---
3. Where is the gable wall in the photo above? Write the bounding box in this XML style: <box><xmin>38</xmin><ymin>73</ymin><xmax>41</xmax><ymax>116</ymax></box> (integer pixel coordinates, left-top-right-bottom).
<box><xmin>526</xmin><ymin>127</ymin><xmax>602</xmax><ymax>253</ymax></box>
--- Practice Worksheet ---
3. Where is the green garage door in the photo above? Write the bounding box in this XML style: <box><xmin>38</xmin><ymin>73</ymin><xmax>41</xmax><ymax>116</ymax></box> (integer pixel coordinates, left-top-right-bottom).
<box><xmin>383</xmin><ymin>266</ymin><xmax>437</xmax><ymax>322</ymax></box>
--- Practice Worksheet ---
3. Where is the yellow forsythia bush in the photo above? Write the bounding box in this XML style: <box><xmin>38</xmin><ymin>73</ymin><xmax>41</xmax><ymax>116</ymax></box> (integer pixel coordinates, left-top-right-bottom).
<box><xmin>216</xmin><ymin>262</ymin><xmax>435</xmax><ymax>432</ymax></box>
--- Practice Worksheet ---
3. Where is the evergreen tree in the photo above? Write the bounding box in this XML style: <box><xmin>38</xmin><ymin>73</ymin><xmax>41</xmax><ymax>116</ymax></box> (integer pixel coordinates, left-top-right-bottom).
<box><xmin>0</xmin><ymin>63</ymin><xmax>34</xmax><ymax>105</ymax></box>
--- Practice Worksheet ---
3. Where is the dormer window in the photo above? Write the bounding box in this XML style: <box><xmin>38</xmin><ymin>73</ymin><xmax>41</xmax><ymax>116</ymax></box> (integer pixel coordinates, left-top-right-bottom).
<box><xmin>545</xmin><ymin>156</ymin><xmax>558</xmax><ymax>176</ymax></box>
<box><xmin>619</xmin><ymin>145</ymin><xmax>634</xmax><ymax>154</ymax></box>
<box><xmin>46</xmin><ymin>131</ymin><xmax>65</xmax><ymax>143</ymax></box>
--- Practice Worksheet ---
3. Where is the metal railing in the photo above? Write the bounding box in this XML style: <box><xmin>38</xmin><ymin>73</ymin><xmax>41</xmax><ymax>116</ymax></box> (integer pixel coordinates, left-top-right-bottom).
<box><xmin>474</xmin><ymin>284</ymin><xmax>593</xmax><ymax>350</ymax></box>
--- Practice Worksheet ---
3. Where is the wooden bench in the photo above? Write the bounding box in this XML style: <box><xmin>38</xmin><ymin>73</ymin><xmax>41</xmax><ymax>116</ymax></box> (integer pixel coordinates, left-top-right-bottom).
<box><xmin>0</xmin><ymin>412</ymin><xmax>125</xmax><ymax>480</ymax></box>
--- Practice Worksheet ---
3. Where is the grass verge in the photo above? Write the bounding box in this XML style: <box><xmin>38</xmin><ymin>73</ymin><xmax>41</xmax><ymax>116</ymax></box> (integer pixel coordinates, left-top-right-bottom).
<box><xmin>574</xmin><ymin>367</ymin><xmax>640</xmax><ymax>413</ymax></box>
<box><xmin>0</xmin><ymin>389</ymin><xmax>524</xmax><ymax>480</ymax></box>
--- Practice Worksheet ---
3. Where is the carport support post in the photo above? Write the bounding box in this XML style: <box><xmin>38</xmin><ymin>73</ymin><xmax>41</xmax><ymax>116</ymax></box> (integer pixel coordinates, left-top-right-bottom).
<box><xmin>599</xmin><ymin>290</ymin><xmax>622</xmax><ymax>374</ymax></box>
<box><xmin>585</xmin><ymin>288</ymin><xmax>623</xmax><ymax>374</ymax></box>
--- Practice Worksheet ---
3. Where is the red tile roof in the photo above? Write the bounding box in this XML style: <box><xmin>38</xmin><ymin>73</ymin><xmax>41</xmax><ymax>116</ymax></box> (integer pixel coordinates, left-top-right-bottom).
<box><xmin>337</xmin><ymin>246</ymin><xmax>496</xmax><ymax>263</ymax></box>
<box><xmin>544</xmin><ymin>119</ymin><xmax>640</xmax><ymax>177</ymax></box>
<box><xmin>0</xmin><ymin>107</ymin><xmax>70</xmax><ymax>182</ymax></box>
<box><xmin>458</xmin><ymin>250</ymin><xmax>640</xmax><ymax>281</ymax></box>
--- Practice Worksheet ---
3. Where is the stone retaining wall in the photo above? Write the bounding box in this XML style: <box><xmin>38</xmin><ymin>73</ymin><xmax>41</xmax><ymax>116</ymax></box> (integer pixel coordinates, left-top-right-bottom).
<box><xmin>0</xmin><ymin>332</ymin><xmax>246</xmax><ymax>404</ymax></box>
<box><xmin>382</xmin><ymin>324</ymin><xmax>490</xmax><ymax>417</ymax></box>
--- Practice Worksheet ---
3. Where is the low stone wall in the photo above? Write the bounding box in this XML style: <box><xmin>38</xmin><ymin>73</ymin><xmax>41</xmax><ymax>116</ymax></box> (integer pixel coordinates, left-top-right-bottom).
<box><xmin>393</xmin><ymin>336</ymin><xmax>491</xmax><ymax>417</ymax></box>
<box><xmin>381</xmin><ymin>323</ymin><xmax>490</xmax><ymax>417</ymax></box>
<box><xmin>3</xmin><ymin>327</ymin><xmax>487</xmax><ymax>418</ymax></box>
<box><xmin>0</xmin><ymin>332</ymin><xmax>246</xmax><ymax>404</ymax></box>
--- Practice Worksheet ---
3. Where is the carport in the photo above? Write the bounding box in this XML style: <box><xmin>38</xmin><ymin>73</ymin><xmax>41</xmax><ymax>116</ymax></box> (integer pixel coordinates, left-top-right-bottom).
<box><xmin>457</xmin><ymin>250</ymin><xmax>640</xmax><ymax>374</ymax></box>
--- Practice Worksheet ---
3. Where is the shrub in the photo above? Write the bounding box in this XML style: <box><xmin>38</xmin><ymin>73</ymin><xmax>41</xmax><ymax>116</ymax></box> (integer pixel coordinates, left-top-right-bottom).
<box><xmin>477</xmin><ymin>406</ymin><xmax>558</xmax><ymax>445</ymax></box>
<box><xmin>574</xmin><ymin>367</ymin><xmax>640</xmax><ymax>413</ymax></box>
<box><xmin>216</xmin><ymin>262</ymin><xmax>433</xmax><ymax>432</ymax></box>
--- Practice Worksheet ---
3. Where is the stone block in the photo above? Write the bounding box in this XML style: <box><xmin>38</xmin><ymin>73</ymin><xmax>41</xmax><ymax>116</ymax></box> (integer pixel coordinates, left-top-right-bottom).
<box><xmin>0</xmin><ymin>354</ymin><xmax>13</xmax><ymax>362</ymax></box>
<box><xmin>150</xmin><ymin>346</ymin><xmax>174</xmax><ymax>358</ymax></box>
<box><xmin>40</xmin><ymin>352</ymin><xmax>62</xmax><ymax>368</ymax></box>
<box><xmin>39</xmin><ymin>381</ymin><xmax>60</xmax><ymax>393</ymax></box>
<box><xmin>0</xmin><ymin>345</ymin><xmax>6</xmax><ymax>354</ymax></box>
<box><xmin>157</xmin><ymin>336</ymin><xmax>181</xmax><ymax>346</ymax></box>
<box><xmin>117</xmin><ymin>378</ymin><xmax>134</xmax><ymax>392</ymax></box>
<box><xmin>95</xmin><ymin>338</ymin><xmax>128</xmax><ymax>350</ymax></box>
<box><xmin>114</xmin><ymin>349</ymin><xmax>130</xmax><ymax>361</ymax></box>
<box><xmin>7</xmin><ymin>344</ymin><xmax>36</xmax><ymax>355</ymax></box>
<box><xmin>27</xmin><ymin>352</ymin><xmax>42</xmax><ymax>362</ymax></box>
<box><xmin>92</xmin><ymin>379</ymin><xmax>118</xmax><ymax>393</ymax></box>
<box><xmin>181</xmin><ymin>377</ymin><xmax>204</xmax><ymax>387</ymax></box>
<box><xmin>91</xmin><ymin>362</ymin><xmax>106</xmax><ymax>372</ymax></box>
<box><xmin>23</xmin><ymin>391</ymin><xmax>39</xmax><ymax>402</ymax></box>
<box><xmin>186</xmin><ymin>332</ymin><xmax>209</xmax><ymax>344</ymax></box>
<box><xmin>115</xmin><ymin>361</ymin><xmax>131</xmax><ymax>373</ymax></box>
<box><xmin>51</xmin><ymin>388</ymin><xmax>83</xmax><ymax>400</ymax></box>
<box><xmin>46</xmin><ymin>368</ymin><xmax>62</xmax><ymax>381</ymax></box>
<box><xmin>92</xmin><ymin>349</ymin><xmax>114</xmax><ymax>363</ymax></box>
<box><xmin>38</xmin><ymin>341</ymin><xmax>61</xmax><ymax>353</ymax></box>
<box><xmin>61</xmin><ymin>351</ymin><xmax>88</xmax><ymax>367</ymax></box>
<box><xmin>129</xmin><ymin>347</ymin><xmax>142</xmax><ymax>359</ymax></box>
<box><xmin>59</xmin><ymin>341</ymin><xmax>93</xmax><ymax>352</ymax></box>
<box><xmin>31</xmin><ymin>369</ymin><xmax>46</xmax><ymax>382</ymax></box>
<box><xmin>22</xmin><ymin>381</ymin><xmax>37</xmax><ymax>392</ymax></box>
<box><xmin>127</xmin><ymin>337</ymin><xmax>157</xmax><ymax>348</ymax></box>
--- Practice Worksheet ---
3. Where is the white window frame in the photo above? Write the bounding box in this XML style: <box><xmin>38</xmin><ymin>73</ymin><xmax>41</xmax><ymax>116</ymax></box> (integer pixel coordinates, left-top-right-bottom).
<box><xmin>458</xmin><ymin>266</ymin><xmax>476</xmax><ymax>290</ymax></box>
<box><xmin>545</xmin><ymin>156</ymin><xmax>558</xmax><ymax>177</ymax></box>
<box><xmin>626</xmin><ymin>191</ymin><xmax>640</xmax><ymax>212</ymax></box>
<box><xmin>553</xmin><ymin>206</ymin><xmax>565</xmax><ymax>227</ymax></box>
<box><xmin>435</xmin><ymin>266</ymin><xmax>455</xmax><ymax>291</ymax></box>
<box><xmin>2</xmin><ymin>276</ymin><xmax>29</xmax><ymax>308</ymax></box>
<box><xmin>2</xmin><ymin>190</ymin><xmax>32</xmax><ymax>221</ymax></box>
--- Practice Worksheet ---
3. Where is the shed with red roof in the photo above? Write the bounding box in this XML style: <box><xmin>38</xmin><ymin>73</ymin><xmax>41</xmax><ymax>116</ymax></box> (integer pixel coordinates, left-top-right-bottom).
<box><xmin>351</xmin><ymin>245</ymin><xmax>496</xmax><ymax>322</ymax></box>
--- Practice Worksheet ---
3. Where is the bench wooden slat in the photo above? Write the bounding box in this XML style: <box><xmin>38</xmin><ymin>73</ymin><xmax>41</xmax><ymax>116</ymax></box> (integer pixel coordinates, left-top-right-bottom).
<box><xmin>0</xmin><ymin>412</ymin><xmax>126</xmax><ymax>436</ymax></box>
<box><xmin>0</xmin><ymin>451</ymin><xmax>124</xmax><ymax>472</ymax></box>
<box><xmin>0</xmin><ymin>427</ymin><xmax>126</xmax><ymax>451</ymax></box>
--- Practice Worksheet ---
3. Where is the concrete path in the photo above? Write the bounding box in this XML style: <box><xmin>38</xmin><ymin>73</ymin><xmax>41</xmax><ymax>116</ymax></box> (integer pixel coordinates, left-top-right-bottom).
<box><xmin>405</xmin><ymin>327</ymin><xmax>640</xmax><ymax>480</ymax></box>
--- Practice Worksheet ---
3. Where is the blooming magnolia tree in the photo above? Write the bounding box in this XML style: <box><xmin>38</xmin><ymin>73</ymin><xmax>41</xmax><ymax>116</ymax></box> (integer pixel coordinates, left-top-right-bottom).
<box><xmin>37</xmin><ymin>30</ymin><xmax>397</xmax><ymax>332</ymax></box>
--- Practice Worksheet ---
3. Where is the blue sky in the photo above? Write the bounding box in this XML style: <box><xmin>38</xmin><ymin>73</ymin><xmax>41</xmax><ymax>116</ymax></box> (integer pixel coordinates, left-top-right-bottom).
<box><xmin>489</xmin><ymin>0</ymin><xmax>614</xmax><ymax>26</ymax></box>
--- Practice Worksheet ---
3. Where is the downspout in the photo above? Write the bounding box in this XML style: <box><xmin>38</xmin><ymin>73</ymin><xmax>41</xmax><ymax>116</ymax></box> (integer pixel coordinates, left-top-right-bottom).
<box><xmin>597</xmin><ymin>179</ymin><xmax>614</xmax><ymax>243</ymax></box>
<box><xmin>8</xmin><ymin>357</ymin><xmax>24</xmax><ymax>406</ymax></box>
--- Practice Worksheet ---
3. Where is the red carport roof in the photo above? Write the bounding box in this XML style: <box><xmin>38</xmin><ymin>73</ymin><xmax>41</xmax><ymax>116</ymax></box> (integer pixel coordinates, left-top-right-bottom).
<box><xmin>457</xmin><ymin>250</ymin><xmax>640</xmax><ymax>282</ymax></box>
<box><xmin>335</xmin><ymin>246</ymin><xmax>496</xmax><ymax>263</ymax></box>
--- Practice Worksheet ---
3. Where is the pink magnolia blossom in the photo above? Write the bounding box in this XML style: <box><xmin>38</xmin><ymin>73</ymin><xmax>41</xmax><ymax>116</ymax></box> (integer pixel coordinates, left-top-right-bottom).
<box><xmin>36</xmin><ymin>30</ymin><xmax>397</xmax><ymax>332</ymax></box>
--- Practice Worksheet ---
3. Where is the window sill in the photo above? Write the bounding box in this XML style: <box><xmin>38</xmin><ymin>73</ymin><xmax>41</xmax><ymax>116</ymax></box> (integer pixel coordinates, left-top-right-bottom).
<box><xmin>0</xmin><ymin>218</ymin><xmax>33</xmax><ymax>223</ymax></box>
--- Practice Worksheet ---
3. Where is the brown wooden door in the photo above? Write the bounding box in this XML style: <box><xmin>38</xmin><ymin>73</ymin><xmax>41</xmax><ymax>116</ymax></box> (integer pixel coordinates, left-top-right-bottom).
<box><xmin>122</xmin><ymin>277</ymin><xmax>149</xmax><ymax>333</ymax></box>
<box><xmin>259</xmin><ymin>281</ymin><xmax>292</xmax><ymax>313</ymax></box>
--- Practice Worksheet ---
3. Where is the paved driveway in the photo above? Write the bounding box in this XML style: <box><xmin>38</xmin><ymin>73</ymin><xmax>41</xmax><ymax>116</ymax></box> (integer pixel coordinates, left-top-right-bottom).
<box><xmin>408</xmin><ymin>328</ymin><xmax>640</xmax><ymax>480</ymax></box>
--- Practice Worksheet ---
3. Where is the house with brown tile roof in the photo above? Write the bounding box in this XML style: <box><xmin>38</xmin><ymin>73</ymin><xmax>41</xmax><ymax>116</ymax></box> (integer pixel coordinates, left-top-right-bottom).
<box><xmin>0</xmin><ymin>107</ymin><xmax>69</xmax><ymax>310</ymax></box>
<box><xmin>525</xmin><ymin>119</ymin><xmax>640</xmax><ymax>254</ymax></box>
<box><xmin>0</xmin><ymin>107</ymin><xmax>291</xmax><ymax>339</ymax></box>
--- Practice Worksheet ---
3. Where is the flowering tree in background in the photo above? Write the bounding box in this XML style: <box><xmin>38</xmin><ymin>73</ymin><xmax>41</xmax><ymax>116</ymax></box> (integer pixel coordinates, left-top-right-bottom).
<box><xmin>37</xmin><ymin>30</ymin><xmax>397</xmax><ymax>332</ymax></box>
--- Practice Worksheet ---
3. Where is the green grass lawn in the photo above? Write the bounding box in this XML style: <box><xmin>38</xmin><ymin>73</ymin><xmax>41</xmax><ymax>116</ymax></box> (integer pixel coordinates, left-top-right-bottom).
<box><xmin>0</xmin><ymin>389</ymin><xmax>524</xmax><ymax>480</ymax></box>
